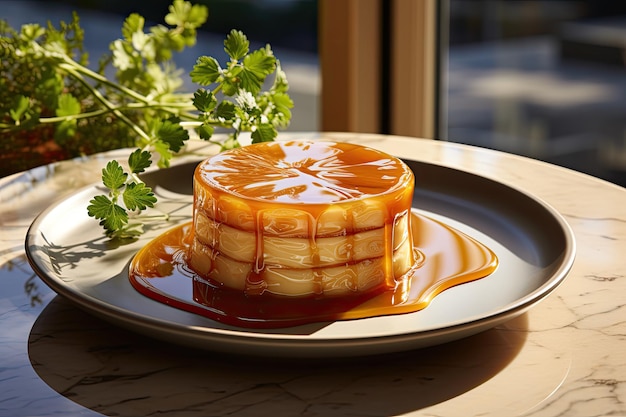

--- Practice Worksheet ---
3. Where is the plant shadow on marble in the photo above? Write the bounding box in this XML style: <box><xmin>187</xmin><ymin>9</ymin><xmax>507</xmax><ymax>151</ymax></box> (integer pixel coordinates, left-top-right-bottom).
<box><xmin>28</xmin><ymin>296</ymin><xmax>528</xmax><ymax>417</ymax></box>
<box><xmin>0</xmin><ymin>254</ymin><xmax>50</xmax><ymax>309</ymax></box>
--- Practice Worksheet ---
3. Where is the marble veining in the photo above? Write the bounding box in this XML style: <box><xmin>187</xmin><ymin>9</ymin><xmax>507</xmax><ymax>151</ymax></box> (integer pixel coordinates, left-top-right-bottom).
<box><xmin>1</xmin><ymin>133</ymin><xmax>625</xmax><ymax>416</ymax></box>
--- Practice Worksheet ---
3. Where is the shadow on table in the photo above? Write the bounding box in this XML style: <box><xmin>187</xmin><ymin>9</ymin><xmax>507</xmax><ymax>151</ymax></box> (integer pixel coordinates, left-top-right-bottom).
<box><xmin>28</xmin><ymin>296</ymin><xmax>528</xmax><ymax>417</ymax></box>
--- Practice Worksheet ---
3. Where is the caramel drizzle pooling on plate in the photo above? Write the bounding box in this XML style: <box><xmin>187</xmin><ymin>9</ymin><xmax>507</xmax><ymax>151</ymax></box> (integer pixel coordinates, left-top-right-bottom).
<box><xmin>129</xmin><ymin>213</ymin><xmax>498</xmax><ymax>328</ymax></box>
<box><xmin>188</xmin><ymin>140</ymin><xmax>417</xmax><ymax>297</ymax></box>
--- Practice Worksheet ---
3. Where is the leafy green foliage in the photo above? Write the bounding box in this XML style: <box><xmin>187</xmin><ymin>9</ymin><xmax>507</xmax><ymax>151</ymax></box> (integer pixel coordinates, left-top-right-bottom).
<box><xmin>165</xmin><ymin>0</ymin><xmax>208</xmax><ymax>32</ymax></box>
<box><xmin>127</xmin><ymin>149</ymin><xmax>152</xmax><ymax>174</ymax></box>
<box><xmin>224</xmin><ymin>29</ymin><xmax>249</xmax><ymax>61</ymax></box>
<box><xmin>192</xmin><ymin>89</ymin><xmax>217</xmax><ymax>113</ymax></box>
<box><xmin>56</xmin><ymin>93</ymin><xmax>81</xmax><ymax>117</ymax></box>
<box><xmin>2</xmin><ymin>0</ymin><xmax>293</xmax><ymax>238</ymax></box>
<box><xmin>87</xmin><ymin>157</ymin><xmax>157</xmax><ymax>238</ymax></box>
<box><xmin>87</xmin><ymin>194</ymin><xmax>128</xmax><ymax>234</ymax></box>
<box><xmin>9</xmin><ymin>95</ymin><xmax>31</xmax><ymax>125</ymax></box>
<box><xmin>101</xmin><ymin>160</ymin><xmax>127</xmax><ymax>190</ymax></box>
<box><xmin>123</xmin><ymin>182</ymin><xmax>158</xmax><ymax>211</ymax></box>
<box><xmin>54</xmin><ymin>93</ymin><xmax>81</xmax><ymax>140</ymax></box>
<box><xmin>251</xmin><ymin>123</ymin><xmax>278</xmax><ymax>143</ymax></box>
<box><xmin>156</xmin><ymin>117</ymin><xmax>188</xmax><ymax>153</ymax></box>
<box><xmin>189</xmin><ymin>56</ymin><xmax>220</xmax><ymax>85</ymax></box>
<box><xmin>189</xmin><ymin>31</ymin><xmax>292</xmax><ymax>150</ymax></box>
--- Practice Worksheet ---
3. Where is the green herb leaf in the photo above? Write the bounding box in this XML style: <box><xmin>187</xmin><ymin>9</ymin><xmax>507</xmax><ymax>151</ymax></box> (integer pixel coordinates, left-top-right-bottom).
<box><xmin>272</xmin><ymin>61</ymin><xmax>289</xmax><ymax>94</ymax></box>
<box><xmin>193</xmin><ymin>89</ymin><xmax>217</xmax><ymax>112</ymax></box>
<box><xmin>186</xmin><ymin>3</ymin><xmax>210</xmax><ymax>28</ymax></box>
<box><xmin>101</xmin><ymin>160</ymin><xmax>127</xmax><ymax>190</ymax></box>
<box><xmin>165</xmin><ymin>0</ymin><xmax>191</xmax><ymax>26</ymax></box>
<box><xmin>251</xmin><ymin>123</ymin><xmax>277</xmax><ymax>143</ymax></box>
<box><xmin>243</xmin><ymin>48</ymin><xmax>277</xmax><ymax>78</ymax></box>
<box><xmin>240</xmin><ymin>48</ymin><xmax>276</xmax><ymax>94</ymax></box>
<box><xmin>221</xmin><ymin>135</ymin><xmax>241</xmax><ymax>150</ymax></box>
<box><xmin>215</xmin><ymin>101</ymin><xmax>236</xmax><ymax>120</ymax></box>
<box><xmin>9</xmin><ymin>95</ymin><xmax>30</xmax><ymax>123</ymax></box>
<box><xmin>221</xmin><ymin>78</ymin><xmax>238</xmax><ymax>96</ymax></box>
<box><xmin>153</xmin><ymin>141</ymin><xmax>173</xmax><ymax>168</ymax></box>
<box><xmin>224</xmin><ymin>29</ymin><xmax>249</xmax><ymax>61</ymax></box>
<box><xmin>123</xmin><ymin>182</ymin><xmax>157</xmax><ymax>211</ymax></box>
<box><xmin>87</xmin><ymin>195</ymin><xmax>114</xmax><ymax>220</ymax></box>
<box><xmin>122</xmin><ymin>13</ymin><xmax>144</xmax><ymax>41</ymax></box>
<box><xmin>165</xmin><ymin>0</ymin><xmax>208</xmax><ymax>28</ymax></box>
<box><xmin>197</xmin><ymin>123</ymin><xmax>214</xmax><ymax>140</ymax></box>
<box><xmin>190</xmin><ymin>56</ymin><xmax>221</xmax><ymax>85</ymax></box>
<box><xmin>272</xmin><ymin>92</ymin><xmax>294</xmax><ymax>120</ymax></box>
<box><xmin>128</xmin><ymin>149</ymin><xmax>152</xmax><ymax>174</ymax></box>
<box><xmin>156</xmin><ymin>117</ymin><xmax>189</xmax><ymax>152</ymax></box>
<box><xmin>20</xmin><ymin>24</ymin><xmax>45</xmax><ymax>41</ymax></box>
<box><xmin>101</xmin><ymin>204</ymin><xmax>129</xmax><ymax>234</ymax></box>
<box><xmin>87</xmin><ymin>195</ymin><xmax>128</xmax><ymax>234</ymax></box>
<box><xmin>55</xmin><ymin>93</ymin><xmax>81</xmax><ymax>117</ymax></box>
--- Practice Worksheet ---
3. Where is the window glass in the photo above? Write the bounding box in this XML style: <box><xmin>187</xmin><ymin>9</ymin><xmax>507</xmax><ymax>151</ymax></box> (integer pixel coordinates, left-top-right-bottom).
<box><xmin>446</xmin><ymin>0</ymin><xmax>626</xmax><ymax>186</ymax></box>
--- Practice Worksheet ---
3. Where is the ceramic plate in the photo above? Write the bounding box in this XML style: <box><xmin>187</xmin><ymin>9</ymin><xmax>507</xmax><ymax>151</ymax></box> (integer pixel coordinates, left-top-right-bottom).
<box><xmin>25</xmin><ymin>158</ymin><xmax>575</xmax><ymax>357</ymax></box>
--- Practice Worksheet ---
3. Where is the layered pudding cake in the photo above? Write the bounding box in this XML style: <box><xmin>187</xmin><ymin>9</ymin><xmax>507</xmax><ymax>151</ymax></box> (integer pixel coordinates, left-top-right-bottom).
<box><xmin>187</xmin><ymin>140</ymin><xmax>417</xmax><ymax>298</ymax></box>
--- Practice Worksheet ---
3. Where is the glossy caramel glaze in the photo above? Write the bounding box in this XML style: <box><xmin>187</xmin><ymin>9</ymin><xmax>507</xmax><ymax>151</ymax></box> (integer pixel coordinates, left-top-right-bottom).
<box><xmin>199</xmin><ymin>140</ymin><xmax>412</xmax><ymax>203</ymax></box>
<box><xmin>129</xmin><ymin>212</ymin><xmax>499</xmax><ymax>329</ymax></box>
<box><xmin>188</xmin><ymin>141</ymin><xmax>416</xmax><ymax>297</ymax></box>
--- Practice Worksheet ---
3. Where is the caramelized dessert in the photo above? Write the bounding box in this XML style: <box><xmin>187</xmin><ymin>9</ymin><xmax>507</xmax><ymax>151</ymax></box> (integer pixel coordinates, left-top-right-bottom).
<box><xmin>187</xmin><ymin>140</ymin><xmax>417</xmax><ymax>298</ymax></box>
<box><xmin>129</xmin><ymin>139</ymin><xmax>499</xmax><ymax>328</ymax></box>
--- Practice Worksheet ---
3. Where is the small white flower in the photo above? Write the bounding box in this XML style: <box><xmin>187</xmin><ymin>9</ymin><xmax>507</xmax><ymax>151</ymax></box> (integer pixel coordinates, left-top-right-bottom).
<box><xmin>235</xmin><ymin>90</ymin><xmax>257</xmax><ymax>110</ymax></box>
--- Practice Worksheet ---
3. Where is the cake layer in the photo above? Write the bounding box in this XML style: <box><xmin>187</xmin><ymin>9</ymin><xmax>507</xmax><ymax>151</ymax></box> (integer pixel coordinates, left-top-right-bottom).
<box><xmin>194</xmin><ymin>190</ymin><xmax>390</xmax><ymax>236</ymax></box>
<box><xmin>189</xmin><ymin>237</ymin><xmax>416</xmax><ymax>297</ymax></box>
<box><xmin>193</xmin><ymin>210</ymin><xmax>411</xmax><ymax>267</ymax></box>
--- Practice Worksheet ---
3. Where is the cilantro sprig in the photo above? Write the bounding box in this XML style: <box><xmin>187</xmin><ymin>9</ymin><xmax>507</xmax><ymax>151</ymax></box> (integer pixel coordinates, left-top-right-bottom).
<box><xmin>87</xmin><ymin>150</ymin><xmax>156</xmax><ymax>238</ymax></box>
<box><xmin>2</xmin><ymin>0</ymin><xmax>293</xmax><ymax>238</ymax></box>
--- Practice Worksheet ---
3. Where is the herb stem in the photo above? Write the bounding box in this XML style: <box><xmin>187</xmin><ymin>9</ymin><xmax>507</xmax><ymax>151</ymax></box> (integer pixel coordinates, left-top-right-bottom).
<box><xmin>61</xmin><ymin>64</ymin><xmax>152</xmax><ymax>143</ymax></box>
<box><xmin>57</xmin><ymin>57</ymin><xmax>150</xmax><ymax>105</ymax></box>
<box><xmin>34</xmin><ymin>102</ymin><xmax>197</xmax><ymax>125</ymax></box>
<box><xmin>29</xmin><ymin>41</ymin><xmax>151</xmax><ymax>105</ymax></box>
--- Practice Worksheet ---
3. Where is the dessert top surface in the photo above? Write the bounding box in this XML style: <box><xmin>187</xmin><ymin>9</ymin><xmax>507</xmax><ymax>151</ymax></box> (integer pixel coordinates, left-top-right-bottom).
<box><xmin>195</xmin><ymin>140</ymin><xmax>413</xmax><ymax>203</ymax></box>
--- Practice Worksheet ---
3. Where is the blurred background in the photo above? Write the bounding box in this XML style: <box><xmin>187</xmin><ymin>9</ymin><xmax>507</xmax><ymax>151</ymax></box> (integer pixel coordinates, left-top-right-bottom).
<box><xmin>2</xmin><ymin>0</ymin><xmax>625</xmax><ymax>186</ymax></box>
<box><xmin>446</xmin><ymin>1</ymin><xmax>626</xmax><ymax>187</ymax></box>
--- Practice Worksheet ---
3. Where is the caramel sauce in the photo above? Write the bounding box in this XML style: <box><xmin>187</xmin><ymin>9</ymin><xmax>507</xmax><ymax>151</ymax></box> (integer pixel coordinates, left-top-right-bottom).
<box><xmin>129</xmin><ymin>212</ymin><xmax>498</xmax><ymax>329</ymax></box>
<box><xmin>199</xmin><ymin>140</ymin><xmax>412</xmax><ymax>203</ymax></box>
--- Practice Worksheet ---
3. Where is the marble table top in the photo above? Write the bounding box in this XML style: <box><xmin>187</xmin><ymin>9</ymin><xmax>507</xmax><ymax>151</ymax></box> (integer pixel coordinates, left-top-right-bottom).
<box><xmin>1</xmin><ymin>132</ymin><xmax>624</xmax><ymax>417</ymax></box>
